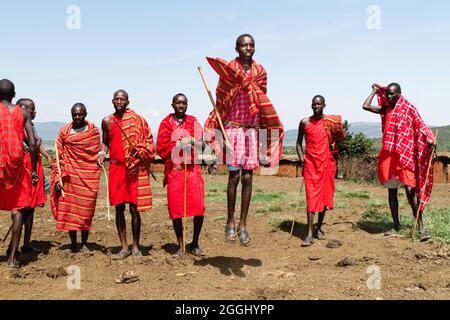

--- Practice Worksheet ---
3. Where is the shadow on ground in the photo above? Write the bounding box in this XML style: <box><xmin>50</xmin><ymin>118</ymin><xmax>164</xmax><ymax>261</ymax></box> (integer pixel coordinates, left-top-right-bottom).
<box><xmin>194</xmin><ymin>256</ymin><xmax>262</xmax><ymax>277</ymax></box>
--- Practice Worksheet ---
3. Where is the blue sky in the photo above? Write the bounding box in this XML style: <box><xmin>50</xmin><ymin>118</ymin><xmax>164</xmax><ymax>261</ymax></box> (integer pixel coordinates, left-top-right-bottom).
<box><xmin>2</xmin><ymin>0</ymin><xmax>449</xmax><ymax>131</ymax></box>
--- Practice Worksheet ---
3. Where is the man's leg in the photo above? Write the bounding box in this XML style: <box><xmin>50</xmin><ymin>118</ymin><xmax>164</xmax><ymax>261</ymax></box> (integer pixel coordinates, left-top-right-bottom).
<box><xmin>68</xmin><ymin>230</ymin><xmax>78</xmax><ymax>252</ymax></box>
<box><xmin>129</xmin><ymin>204</ymin><xmax>142</xmax><ymax>255</ymax></box>
<box><xmin>405</xmin><ymin>186</ymin><xmax>429</xmax><ymax>241</ymax></box>
<box><xmin>226</xmin><ymin>170</ymin><xmax>240</xmax><ymax>241</ymax></box>
<box><xmin>7</xmin><ymin>210</ymin><xmax>24</xmax><ymax>267</ymax></box>
<box><xmin>315</xmin><ymin>210</ymin><xmax>326</xmax><ymax>240</ymax></box>
<box><xmin>388</xmin><ymin>189</ymin><xmax>400</xmax><ymax>232</ymax></box>
<box><xmin>172</xmin><ymin>218</ymin><xmax>184</xmax><ymax>256</ymax></box>
<box><xmin>187</xmin><ymin>216</ymin><xmax>205</xmax><ymax>256</ymax></box>
<box><xmin>302</xmin><ymin>212</ymin><xmax>315</xmax><ymax>246</ymax></box>
<box><xmin>80</xmin><ymin>230</ymin><xmax>93</xmax><ymax>255</ymax></box>
<box><xmin>115</xmin><ymin>203</ymin><xmax>129</xmax><ymax>253</ymax></box>
<box><xmin>22</xmin><ymin>208</ymin><xmax>35</xmax><ymax>252</ymax></box>
<box><xmin>239</xmin><ymin>170</ymin><xmax>253</xmax><ymax>231</ymax></box>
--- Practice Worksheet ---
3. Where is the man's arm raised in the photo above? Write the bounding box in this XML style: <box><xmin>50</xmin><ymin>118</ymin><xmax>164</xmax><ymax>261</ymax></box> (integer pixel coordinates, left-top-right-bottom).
<box><xmin>363</xmin><ymin>84</ymin><xmax>383</xmax><ymax>114</ymax></box>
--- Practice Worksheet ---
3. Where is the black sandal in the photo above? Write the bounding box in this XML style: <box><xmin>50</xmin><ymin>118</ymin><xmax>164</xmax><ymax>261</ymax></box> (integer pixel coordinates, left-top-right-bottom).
<box><xmin>237</xmin><ymin>228</ymin><xmax>251</xmax><ymax>246</ymax></box>
<box><xmin>225</xmin><ymin>226</ymin><xmax>237</xmax><ymax>242</ymax></box>
<box><xmin>301</xmin><ymin>236</ymin><xmax>314</xmax><ymax>247</ymax></box>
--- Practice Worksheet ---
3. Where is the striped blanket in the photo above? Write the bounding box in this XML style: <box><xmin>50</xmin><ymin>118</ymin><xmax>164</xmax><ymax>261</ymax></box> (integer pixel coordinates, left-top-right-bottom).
<box><xmin>377</xmin><ymin>89</ymin><xmax>435</xmax><ymax>212</ymax></box>
<box><xmin>204</xmin><ymin>57</ymin><xmax>284</xmax><ymax>166</ymax></box>
<box><xmin>50</xmin><ymin>121</ymin><xmax>101</xmax><ymax>230</ymax></box>
<box><xmin>118</xmin><ymin>108</ymin><xmax>155</xmax><ymax>211</ymax></box>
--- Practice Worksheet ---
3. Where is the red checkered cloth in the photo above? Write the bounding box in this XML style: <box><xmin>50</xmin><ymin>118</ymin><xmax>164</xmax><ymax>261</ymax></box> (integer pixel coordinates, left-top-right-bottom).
<box><xmin>204</xmin><ymin>57</ymin><xmax>283</xmax><ymax>166</ymax></box>
<box><xmin>0</xmin><ymin>103</ymin><xmax>24</xmax><ymax>189</ymax></box>
<box><xmin>377</xmin><ymin>89</ymin><xmax>435</xmax><ymax>212</ymax></box>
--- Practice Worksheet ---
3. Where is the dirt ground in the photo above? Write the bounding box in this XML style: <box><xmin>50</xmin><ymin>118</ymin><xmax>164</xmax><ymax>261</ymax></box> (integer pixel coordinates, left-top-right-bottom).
<box><xmin>0</xmin><ymin>172</ymin><xmax>449</xmax><ymax>300</ymax></box>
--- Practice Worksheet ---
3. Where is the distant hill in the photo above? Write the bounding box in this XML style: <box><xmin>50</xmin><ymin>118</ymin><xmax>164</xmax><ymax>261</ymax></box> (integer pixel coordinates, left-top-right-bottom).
<box><xmin>284</xmin><ymin>122</ymin><xmax>382</xmax><ymax>146</ymax></box>
<box><xmin>34</xmin><ymin>122</ymin><xmax>66</xmax><ymax>140</ymax></box>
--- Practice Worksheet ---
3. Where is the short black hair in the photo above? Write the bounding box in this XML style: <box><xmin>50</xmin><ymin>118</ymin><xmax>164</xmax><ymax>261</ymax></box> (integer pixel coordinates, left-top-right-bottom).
<box><xmin>0</xmin><ymin>79</ymin><xmax>15</xmax><ymax>100</ymax></box>
<box><xmin>172</xmin><ymin>93</ymin><xmax>187</xmax><ymax>104</ymax></box>
<box><xmin>236</xmin><ymin>34</ymin><xmax>255</xmax><ymax>47</ymax></box>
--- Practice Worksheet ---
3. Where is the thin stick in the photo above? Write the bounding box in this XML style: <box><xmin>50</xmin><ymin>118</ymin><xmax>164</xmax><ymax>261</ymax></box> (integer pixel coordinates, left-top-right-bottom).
<box><xmin>54</xmin><ymin>141</ymin><xmax>65</xmax><ymax>198</ymax></box>
<box><xmin>183</xmin><ymin>162</ymin><xmax>187</xmax><ymax>255</ymax></box>
<box><xmin>197</xmin><ymin>66</ymin><xmax>233</xmax><ymax>152</ymax></box>
<box><xmin>410</xmin><ymin>129</ymin><xmax>439</xmax><ymax>239</ymax></box>
<box><xmin>2</xmin><ymin>225</ymin><xmax>12</xmax><ymax>243</ymax></box>
<box><xmin>115</xmin><ymin>122</ymin><xmax>157</xmax><ymax>181</ymax></box>
<box><xmin>101</xmin><ymin>164</ymin><xmax>111</xmax><ymax>222</ymax></box>
<box><xmin>290</xmin><ymin>176</ymin><xmax>305</xmax><ymax>237</ymax></box>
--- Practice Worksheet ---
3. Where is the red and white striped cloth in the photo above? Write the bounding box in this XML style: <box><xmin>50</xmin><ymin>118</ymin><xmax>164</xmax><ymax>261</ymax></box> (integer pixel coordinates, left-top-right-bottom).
<box><xmin>377</xmin><ymin>90</ymin><xmax>435</xmax><ymax>212</ymax></box>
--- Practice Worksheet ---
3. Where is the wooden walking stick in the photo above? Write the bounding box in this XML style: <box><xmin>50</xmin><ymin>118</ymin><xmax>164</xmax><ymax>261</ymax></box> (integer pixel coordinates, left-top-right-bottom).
<box><xmin>197</xmin><ymin>66</ymin><xmax>233</xmax><ymax>152</ymax></box>
<box><xmin>101</xmin><ymin>164</ymin><xmax>111</xmax><ymax>223</ymax></box>
<box><xmin>183</xmin><ymin>157</ymin><xmax>188</xmax><ymax>255</ymax></box>
<box><xmin>116</xmin><ymin>123</ymin><xmax>157</xmax><ymax>181</ymax></box>
<box><xmin>54</xmin><ymin>141</ymin><xmax>65</xmax><ymax>198</ymax></box>
<box><xmin>410</xmin><ymin>130</ymin><xmax>439</xmax><ymax>239</ymax></box>
<box><xmin>290</xmin><ymin>176</ymin><xmax>304</xmax><ymax>237</ymax></box>
<box><xmin>2</xmin><ymin>225</ymin><xmax>12</xmax><ymax>243</ymax></box>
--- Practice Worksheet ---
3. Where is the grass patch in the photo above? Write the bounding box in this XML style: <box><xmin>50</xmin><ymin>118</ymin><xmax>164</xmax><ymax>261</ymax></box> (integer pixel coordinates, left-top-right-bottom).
<box><xmin>335</xmin><ymin>203</ymin><xmax>350</xmax><ymax>209</ymax></box>
<box><xmin>344</xmin><ymin>190</ymin><xmax>371</xmax><ymax>199</ymax></box>
<box><xmin>359</xmin><ymin>204</ymin><xmax>450</xmax><ymax>244</ymax></box>
<box><xmin>252</xmin><ymin>193</ymin><xmax>283</xmax><ymax>202</ymax></box>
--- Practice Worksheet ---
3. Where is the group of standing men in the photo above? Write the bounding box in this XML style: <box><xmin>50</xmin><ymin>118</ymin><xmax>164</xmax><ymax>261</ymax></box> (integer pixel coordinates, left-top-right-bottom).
<box><xmin>0</xmin><ymin>34</ymin><xmax>437</xmax><ymax>269</ymax></box>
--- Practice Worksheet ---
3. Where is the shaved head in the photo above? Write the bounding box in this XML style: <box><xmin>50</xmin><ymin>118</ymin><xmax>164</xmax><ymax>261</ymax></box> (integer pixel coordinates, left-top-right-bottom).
<box><xmin>387</xmin><ymin>83</ymin><xmax>402</xmax><ymax>94</ymax></box>
<box><xmin>312</xmin><ymin>95</ymin><xmax>326</xmax><ymax>104</ymax></box>
<box><xmin>114</xmin><ymin>89</ymin><xmax>129</xmax><ymax>99</ymax></box>
<box><xmin>71</xmin><ymin>102</ymin><xmax>87</xmax><ymax>113</ymax></box>
<box><xmin>17</xmin><ymin>98</ymin><xmax>34</xmax><ymax>108</ymax></box>
<box><xmin>0</xmin><ymin>79</ymin><xmax>15</xmax><ymax>101</ymax></box>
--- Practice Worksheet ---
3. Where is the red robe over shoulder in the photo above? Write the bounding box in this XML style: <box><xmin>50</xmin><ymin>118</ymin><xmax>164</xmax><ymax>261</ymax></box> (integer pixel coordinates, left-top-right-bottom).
<box><xmin>50</xmin><ymin>121</ymin><xmax>101</xmax><ymax>231</ymax></box>
<box><xmin>303</xmin><ymin>117</ymin><xmax>337</xmax><ymax>213</ymax></box>
<box><xmin>156</xmin><ymin>114</ymin><xmax>205</xmax><ymax>220</ymax></box>
<box><xmin>0</xmin><ymin>104</ymin><xmax>46</xmax><ymax>210</ymax></box>
<box><xmin>108</xmin><ymin>108</ymin><xmax>154</xmax><ymax>212</ymax></box>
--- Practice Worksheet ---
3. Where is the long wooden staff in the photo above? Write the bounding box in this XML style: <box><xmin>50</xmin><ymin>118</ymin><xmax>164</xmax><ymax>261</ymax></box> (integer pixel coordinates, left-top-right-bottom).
<box><xmin>101</xmin><ymin>164</ymin><xmax>111</xmax><ymax>222</ymax></box>
<box><xmin>197</xmin><ymin>66</ymin><xmax>233</xmax><ymax>152</ymax></box>
<box><xmin>290</xmin><ymin>176</ymin><xmax>304</xmax><ymax>237</ymax></box>
<box><xmin>183</xmin><ymin>161</ymin><xmax>187</xmax><ymax>255</ymax></box>
<box><xmin>116</xmin><ymin>123</ymin><xmax>157</xmax><ymax>181</ymax></box>
<box><xmin>54</xmin><ymin>141</ymin><xmax>65</xmax><ymax>198</ymax></box>
<box><xmin>410</xmin><ymin>129</ymin><xmax>439</xmax><ymax>239</ymax></box>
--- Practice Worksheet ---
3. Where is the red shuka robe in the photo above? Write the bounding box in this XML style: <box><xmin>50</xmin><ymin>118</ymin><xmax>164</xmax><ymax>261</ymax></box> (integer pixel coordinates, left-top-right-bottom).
<box><xmin>378</xmin><ymin>106</ymin><xmax>416</xmax><ymax>187</ymax></box>
<box><xmin>0</xmin><ymin>105</ymin><xmax>46</xmax><ymax>211</ymax></box>
<box><xmin>108</xmin><ymin>109</ymin><xmax>154</xmax><ymax>211</ymax></box>
<box><xmin>50</xmin><ymin>121</ymin><xmax>101</xmax><ymax>231</ymax></box>
<box><xmin>303</xmin><ymin>117</ymin><xmax>336</xmax><ymax>213</ymax></box>
<box><xmin>156</xmin><ymin>114</ymin><xmax>205</xmax><ymax>220</ymax></box>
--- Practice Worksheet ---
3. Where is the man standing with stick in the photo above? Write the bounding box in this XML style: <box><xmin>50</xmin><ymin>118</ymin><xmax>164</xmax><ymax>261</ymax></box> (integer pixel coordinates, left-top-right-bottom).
<box><xmin>203</xmin><ymin>34</ymin><xmax>284</xmax><ymax>246</ymax></box>
<box><xmin>51</xmin><ymin>103</ymin><xmax>101</xmax><ymax>254</ymax></box>
<box><xmin>98</xmin><ymin>90</ymin><xmax>155</xmax><ymax>259</ymax></box>
<box><xmin>363</xmin><ymin>83</ymin><xmax>435</xmax><ymax>241</ymax></box>
<box><xmin>0</xmin><ymin>79</ymin><xmax>39</xmax><ymax>268</ymax></box>
<box><xmin>156</xmin><ymin>94</ymin><xmax>205</xmax><ymax>256</ymax></box>
<box><xmin>296</xmin><ymin>95</ymin><xmax>345</xmax><ymax>246</ymax></box>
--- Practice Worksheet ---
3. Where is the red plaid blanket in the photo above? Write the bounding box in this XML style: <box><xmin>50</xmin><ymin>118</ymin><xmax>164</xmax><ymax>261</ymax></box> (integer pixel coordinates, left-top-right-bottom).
<box><xmin>204</xmin><ymin>57</ymin><xmax>284</xmax><ymax>166</ymax></box>
<box><xmin>0</xmin><ymin>103</ymin><xmax>24</xmax><ymax>189</ymax></box>
<box><xmin>377</xmin><ymin>90</ymin><xmax>435</xmax><ymax>212</ymax></box>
